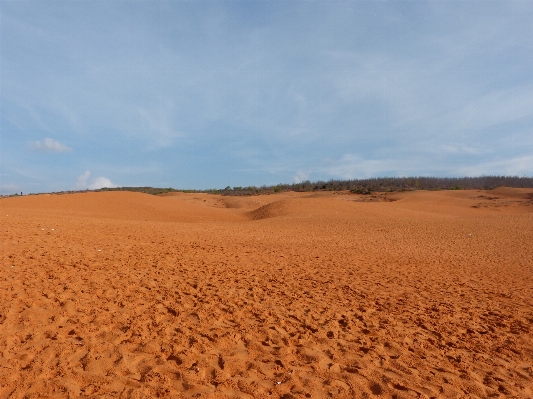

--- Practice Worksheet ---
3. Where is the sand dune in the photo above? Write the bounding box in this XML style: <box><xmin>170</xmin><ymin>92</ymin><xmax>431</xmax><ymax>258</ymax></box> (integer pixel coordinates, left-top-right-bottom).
<box><xmin>1</xmin><ymin>188</ymin><xmax>532</xmax><ymax>398</ymax></box>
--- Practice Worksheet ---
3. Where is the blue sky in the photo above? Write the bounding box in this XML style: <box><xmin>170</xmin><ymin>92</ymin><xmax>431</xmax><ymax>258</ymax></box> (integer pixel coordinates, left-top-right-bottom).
<box><xmin>1</xmin><ymin>1</ymin><xmax>532</xmax><ymax>194</ymax></box>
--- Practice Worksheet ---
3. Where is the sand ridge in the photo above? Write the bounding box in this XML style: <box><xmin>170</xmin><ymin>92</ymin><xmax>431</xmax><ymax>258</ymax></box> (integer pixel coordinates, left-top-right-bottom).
<box><xmin>1</xmin><ymin>189</ymin><xmax>532</xmax><ymax>398</ymax></box>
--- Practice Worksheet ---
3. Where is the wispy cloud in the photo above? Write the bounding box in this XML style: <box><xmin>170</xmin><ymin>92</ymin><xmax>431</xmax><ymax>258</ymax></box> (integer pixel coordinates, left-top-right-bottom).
<box><xmin>0</xmin><ymin>183</ymin><xmax>22</xmax><ymax>196</ymax></box>
<box><xmin>438</xmin><ymin>144</ymin><xmax>486</xmax><ymax>156</ymax></box>
<box><xmin>318</xmin><ymin>151</ymin><xmax>533</xmax><ymax>181</ymax></box>
<box><xmin>293</xmin><ymin>170</ymin><xmax>310</xmax><ymax>184</ymax></box>
<box><xmin>30</xmin><ymin>138</ymin><xmax>72</xmax><ymax>153</ymax></box>
<box><xmin>136</xmin><ymin>105</ymin><xmax>183</xmax><ymax>150</ymax></box>
<box><xmin>453</xmin><ymin>155</ymin><xmax>533</xmax><ymax>177</ymax></box>
<box><xmin>1</xmin><ymin>1</ymin><xmax>532</xmax><ymax>193</ymax></box>
<box><xmin>451</xmin><ymin>85</ymin><xmax>533</xmax><ymax>132</ymax></box>
<box><xmin>319</xmin><ymin>154</ymin><xmax>420</xmax><ymax>180</ymax></box>
<box><xmin>74</xmin><ymin>171</ymin><xmax>117</xmax><ymax>190</ymax></box>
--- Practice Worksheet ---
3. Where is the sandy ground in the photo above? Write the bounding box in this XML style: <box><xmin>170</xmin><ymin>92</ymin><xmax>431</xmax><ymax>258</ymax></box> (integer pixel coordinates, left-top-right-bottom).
<box><xmin>1</xmin><ymin>188</ymin><xmax>532</xmax><ymax>399</ymax></box>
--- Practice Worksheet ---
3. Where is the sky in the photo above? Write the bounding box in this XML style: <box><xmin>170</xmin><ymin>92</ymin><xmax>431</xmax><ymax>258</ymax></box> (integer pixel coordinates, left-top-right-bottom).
<box><xmin>1</xmin><ymin>1</ymin><xmax>532</xmax><ymax>194</ymax></box>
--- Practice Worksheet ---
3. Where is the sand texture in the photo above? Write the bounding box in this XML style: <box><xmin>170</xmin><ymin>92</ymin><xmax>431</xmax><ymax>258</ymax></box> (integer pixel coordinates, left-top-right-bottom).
<box><xmin>1</xmin><ymin>189</ymin><xmax>532</xmax><ymax>398</ymax></box>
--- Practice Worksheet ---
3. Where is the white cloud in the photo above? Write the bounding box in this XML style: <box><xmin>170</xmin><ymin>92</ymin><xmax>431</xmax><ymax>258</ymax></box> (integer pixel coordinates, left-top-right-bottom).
<box><xmin>438</xmin><ymin>144</ymin><xmax>486</xmax><ymax>155</ymax></box>
<box><xmin>293</xmin><ymin>170</ymin><xmax>310</xmax><ymax>184</ymax></box>
<box><xmin>31</xmin><ymin>138</ymin><xmax>72</xmax><ymax>153</ymax></box>
<box><xmin>453</xmin><ymin>155</ymin><xmax>533</xmax><ymax>177</ymax></box>
<box><xmin>321</xmin><ymin>154</ymin><xmax>419</xmax><ymax>180</ymax></box>
<box><xmin>320</xmin><ymin>152</ymin><xmax>533</xmax><ymax>181</ymax></box>
<box><xmin>2</xmin><ymin>2</ymin><xmax>532</xmax><ymax>193</ymax></box>
<box><xmin>74</xmin><ymin>171</ymin><xmax>117</xmax><ymax>190</ymax></box>
<box><xmin>74</xmin><ymin>171</ymin><xmax>91</xmax><ymax>189</ymax></box>
<box><xmin>136</xmin><ymin>105</ymin><xmax>183</xmax><ymax>150</ymax></box>
<box><xmin>452</xmin><ymin>85</ymin><xmax>533</xmax><ymax>132</ymax></box>
<box><xmin>89</xmin><ymin>177</ymin><xmax>117</xmax><ymax>190</ymax></box>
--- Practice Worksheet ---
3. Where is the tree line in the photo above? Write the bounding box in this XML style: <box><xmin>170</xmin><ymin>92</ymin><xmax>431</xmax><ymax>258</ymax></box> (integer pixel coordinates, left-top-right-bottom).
<box><xmin>4</xmin><ymin>176</ymin><xmax>531</xmax><ymax>198</ymax></box>
<box><xmin>87</xmin><ymin>176</ymin><xmax>533</xmax><ymax>196</ymax></box>
<box><xmin>205</xmin><ymin>176</ymin><xmax>533</xmax><ymax>196</ymax></box>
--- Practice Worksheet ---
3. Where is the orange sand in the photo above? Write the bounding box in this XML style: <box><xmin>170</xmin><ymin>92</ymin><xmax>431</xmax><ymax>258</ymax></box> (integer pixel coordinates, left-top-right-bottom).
<box><xmin>1</xmin><ymin>189</ymin><xmax>532</xmax><ymax>398</ymax></box>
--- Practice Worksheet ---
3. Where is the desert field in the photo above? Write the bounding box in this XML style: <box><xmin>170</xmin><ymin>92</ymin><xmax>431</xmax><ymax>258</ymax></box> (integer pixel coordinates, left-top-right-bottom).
<box><xmin>1</xmin><ymin>188</ymin><xmax>532</xmax><ymax>399</ymax></box>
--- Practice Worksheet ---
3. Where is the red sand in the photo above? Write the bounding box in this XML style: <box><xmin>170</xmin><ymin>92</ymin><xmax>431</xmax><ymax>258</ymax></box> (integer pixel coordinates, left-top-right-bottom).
<box><xmin>1</xmin><ymin>189</ymin><xmax>532</xmax><ymax>398</ymax></box>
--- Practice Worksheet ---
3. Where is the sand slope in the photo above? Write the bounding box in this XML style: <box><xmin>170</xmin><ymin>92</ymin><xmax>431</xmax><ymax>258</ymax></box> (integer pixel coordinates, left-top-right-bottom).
<box><xmin>1</xmin><ymin>189</ymin><xmax>532</xmax><ymax>398</ymax></box>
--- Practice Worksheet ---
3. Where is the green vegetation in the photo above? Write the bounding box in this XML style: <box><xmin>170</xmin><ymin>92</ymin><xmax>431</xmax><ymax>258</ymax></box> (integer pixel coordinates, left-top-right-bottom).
<box><xmin>205</xmin><ymin>176</ymin><xmax>533</xmax><ymax>196</ymax></box>
<box><xmin>206</xmin><ymin>176</ymin><xmax>533</xmax><ymax>196</ymax></box>
<box><xmin>3</xmin><ymin>176</ymin><xmax>532</xmax><ymax>198</ymax></box>
<box><xmin>109</xmin><ymin>176</ymin><xmax>533</xmax><ymax>196</ymax></box>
